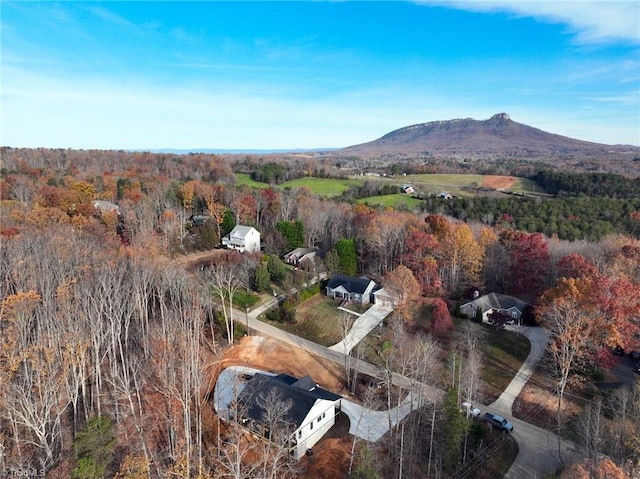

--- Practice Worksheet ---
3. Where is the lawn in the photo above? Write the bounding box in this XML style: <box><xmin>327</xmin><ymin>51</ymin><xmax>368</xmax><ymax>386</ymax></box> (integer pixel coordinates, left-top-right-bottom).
<box><xmin>481</xmin><ymin>325</ymin><xmax>531</xmax><ymax>403</ymax></box>
<box><xmin>356</xmin><ymin>193</ymin><xmax>424</xmax><ymax>210</ymax></box>
<box><xmin>263</xmin><ymin>294</ymin><xmax>345</xmax><ymax>347</ymax></box>
<box><xmin>234</xmin><ymin>172</ymin><xmax>270</xmax><ymax>189</ymax></box>
<box><xmin>508</xmin><ymin>177</ymin><xmax>546</xmax><ymax>195</ymax></box>
<box><xmin>462</xmin><ymin>432</ymin><xmax>519</xmax><ymax>479</ymax></box>
<box><xmin>278</xmin><ymin>177</ymin><xmax>364</xmax><ymax>196</ymax></box>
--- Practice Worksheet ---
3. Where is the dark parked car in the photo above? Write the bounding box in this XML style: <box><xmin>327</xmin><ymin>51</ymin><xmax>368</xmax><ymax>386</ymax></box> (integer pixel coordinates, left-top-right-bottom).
<box><xmin>483</xmin><ymin>412</ymin><xmax>514</xmax><ymax>432</ymax></box>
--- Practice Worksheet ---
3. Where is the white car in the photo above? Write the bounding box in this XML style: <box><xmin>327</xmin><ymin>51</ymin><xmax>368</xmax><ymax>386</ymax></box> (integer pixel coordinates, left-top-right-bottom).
<box><xmin>460</xmin><ymin>401</ymin><xmax>481</xmax><ymax>418</ymax></box>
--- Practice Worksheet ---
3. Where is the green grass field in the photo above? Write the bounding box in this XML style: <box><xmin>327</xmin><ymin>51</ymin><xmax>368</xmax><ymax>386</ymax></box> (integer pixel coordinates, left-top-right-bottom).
<box><xmin>356</xmin><ymin>193</ymin><xmax>424</xmax><ymax>210</ymax></box>
<box><xmin>263</xmin><ymin>294</ymin><xmax>345</xmax><ymax>347</ymax></box>
<box><xmin>234</xmin><ymin>173</ymin><xmax>270</xmax><ymax>189</ymax></box>
<box><xmin>277</xmin><ymin>177</ymin><xmax>364</xmax><ymax>196</ymax></box>
<box><xmin>508</xmin><ymin>177</ymin><xmax>548</xmax><ymax>195</ymax></box>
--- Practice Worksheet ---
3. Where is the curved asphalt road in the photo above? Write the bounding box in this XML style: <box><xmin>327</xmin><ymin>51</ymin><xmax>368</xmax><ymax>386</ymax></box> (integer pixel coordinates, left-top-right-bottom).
<box><xmin>484</xmin><ymin>325</ymin><xmax>581</xmax><ymax>478</ymax></box>
<box><xmin>232</xmin><ymin>300</ymin><xmax>583</xmax><ymax>478</ymax></box>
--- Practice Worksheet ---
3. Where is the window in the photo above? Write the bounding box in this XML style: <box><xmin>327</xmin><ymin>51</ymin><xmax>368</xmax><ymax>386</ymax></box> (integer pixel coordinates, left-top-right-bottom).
<box><xmin>317</xmin><ymin>417</ymin><xmax>321</xmax><ymax>423</ymax></box>
<box><xmin>310</xmin><ymin>422</ymin><xmax>313</xmax><ymax>431</ymax></box>
<box><xmin>298</xmin><ymin>430</ymin><xmax>302</xmax><ymax>438</ymax></box>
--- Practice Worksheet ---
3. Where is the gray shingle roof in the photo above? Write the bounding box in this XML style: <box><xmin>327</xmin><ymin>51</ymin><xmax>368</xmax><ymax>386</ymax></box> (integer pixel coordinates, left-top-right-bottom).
<box><xmin>326</xmin><ymin>274</ymin><xmax>374</xmax><ymax>295</ymax></box>
<box><xmin>465</xmin><ymin>293</ymin><xmax>526</xmax><ymax>312</ymax></box>
<box><xmin>230</xmin><ymin>225</ymin><xmax>257</xmax><ymax>238</ymax></box>
<box><xmin>237</xmin><ymin>373</ymin><xmax>340</xmax><ymax>429</ymax></box>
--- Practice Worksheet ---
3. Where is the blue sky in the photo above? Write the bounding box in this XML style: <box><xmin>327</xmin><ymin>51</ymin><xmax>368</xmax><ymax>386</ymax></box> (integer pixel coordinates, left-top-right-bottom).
<box><xmin>2</xmin><ymin>1</ymin><xmax>639</xmax><ymax>150</ymax></box>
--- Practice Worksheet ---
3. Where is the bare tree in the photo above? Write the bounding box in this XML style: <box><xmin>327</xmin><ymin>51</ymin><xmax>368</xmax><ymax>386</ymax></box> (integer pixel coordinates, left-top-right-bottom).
<box><xmin>255</xmin><ymin>389</ymin><xmax>298</xmax><ymax>479</ymax></box>
<box><xmin>337</xmin><ymin>311</ymin><xmax>356</xmax><ymax>391</ymax></box>
<box><xmin>538</xmin><ymin>292</ymin><xmax>596</xmax><ymax>461</ymax></box>
<box><xmin>2</xmin><ymin>343</ymin><xmax>67</xmax><ymax>470</ymax></box>
<box><xmin>204</xmin><ymin>259</ymin><xmax>248</xmax><ymax>345</ymax></box>
<box><xmin>575</xmin><ymin>398</ymin><xmax>604</xmax><ymax>463</ymax></box>
<box><xmin>458</xmin><ymin>322</ymin><xmax>485</xmax><ymax>408</ymax></box>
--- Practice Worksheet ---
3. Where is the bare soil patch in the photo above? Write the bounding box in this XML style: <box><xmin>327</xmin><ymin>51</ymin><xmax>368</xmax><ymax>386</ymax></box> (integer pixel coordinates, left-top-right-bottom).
<box><xmin>481</xmin><ymin>175</ymin><xmax>517</xmax><ymax>190</ymax></box>
<box><xmin>210</xmin><ymin>335</ymin><xmax>346</xmax><ymax>393</ymax></box>
<box><xmin>172</xmin><ymin>249</ymin><xmax>228</xmax><ymax>271</ymax></box>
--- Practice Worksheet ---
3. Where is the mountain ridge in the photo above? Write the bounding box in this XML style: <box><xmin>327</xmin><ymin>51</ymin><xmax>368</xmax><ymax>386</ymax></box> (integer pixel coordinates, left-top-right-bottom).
<box><xmin>337</xmin><ymin>113</ymin><xmax>640</xmax><ymax>160</ymax></box>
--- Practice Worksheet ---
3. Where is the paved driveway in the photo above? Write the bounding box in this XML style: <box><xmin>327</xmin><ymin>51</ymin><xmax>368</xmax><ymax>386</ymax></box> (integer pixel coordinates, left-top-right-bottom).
<box><xmin>341</xmin><ymin>392</ymin><xmax>421</xmax><ymax>442</ymax></box>
<box><xmin>490</xmin><ymin>325</ymin><xmax>550</xmax><ymax>415</ymax></box>
<box><xmin>329</xmin><ymin>304</ymin><xmax>392</xmax><ymax>354</ymax></box>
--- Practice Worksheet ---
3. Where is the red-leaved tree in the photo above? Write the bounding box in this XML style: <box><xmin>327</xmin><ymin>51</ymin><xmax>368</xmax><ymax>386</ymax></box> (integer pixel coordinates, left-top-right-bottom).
<box><xmin>506</xmin><ymin>231</ymin><xmax>550</xmax><ymax>299</ymax></box>
<box><xmin>431</xmin><ymin>297</ymin><xmax>454</xmax><ymax>339</ymax></box>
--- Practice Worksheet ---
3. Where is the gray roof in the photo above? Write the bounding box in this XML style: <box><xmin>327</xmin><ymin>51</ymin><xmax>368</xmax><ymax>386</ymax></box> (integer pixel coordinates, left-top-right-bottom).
<box><xmin>229</xmin><ymin>225</ymin><xmax>258</xmax><ymax>238</ymax></box>
<box><xmin>237</xmin><ymin>373</ymin><xmax>340</xmax><ymax>430</ymax></box>
<box><xmin>326</xmin><ymin>274</ymin><xmax>375</xmax><ymax>295</ymax></box>
<box><xmin>464</xmin><ymin>293</ymin><xmax>526</xmax><ymax>311</ymax></box>
<box><xmin>283</xmin><ymin>247</ymin><xmax>319</xmax><ymax>261</ymax></box>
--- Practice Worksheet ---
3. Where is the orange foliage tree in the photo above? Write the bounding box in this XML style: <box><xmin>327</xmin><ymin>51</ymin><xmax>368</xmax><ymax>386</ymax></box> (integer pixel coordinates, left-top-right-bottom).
<box><xmin>383</xmin><ymin>265</ymin><xmax>421</xmax><ymax>329</ymax></box>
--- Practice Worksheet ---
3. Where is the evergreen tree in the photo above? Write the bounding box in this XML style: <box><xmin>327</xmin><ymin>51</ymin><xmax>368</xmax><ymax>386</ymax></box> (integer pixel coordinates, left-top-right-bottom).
<box><xmin>442</xmin><ymin>388</ymin><xmax>468</xmax><ymax>474</ymax></box>
<box><xmin>333</xmin><ymin>238</ymin><xmax>358</xmax><ymax>276</ymax></box>
<box><xmin>267</xmin><ymin>254</ymin><xmax>286</xmax><ymax>282</ymax></box>
<box><xmin>254</xmin><ymin>264</ymin><xmax>271</xmax><ymax>292</ymax></box>
<box><xmin>276</xmin><ymin>219</ymin><xmax>305</xmax><ymax>251</ymax></box>
<box><xmin>221</xmin><ymin>208</ymin><xmax>235</xmax><ymax>237</ymax></box>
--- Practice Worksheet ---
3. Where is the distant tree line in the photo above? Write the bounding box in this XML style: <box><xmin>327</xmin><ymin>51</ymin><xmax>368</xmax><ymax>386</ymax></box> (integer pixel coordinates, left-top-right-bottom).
<box><xmin>532</xmin><ymin>170</ymin><xmax>640</xmax><ymax>198</ymax></box>
<box><xmin>424</xmin><ymin>195</ymin><xmax>640</xmax><ymax>241</ymax></box>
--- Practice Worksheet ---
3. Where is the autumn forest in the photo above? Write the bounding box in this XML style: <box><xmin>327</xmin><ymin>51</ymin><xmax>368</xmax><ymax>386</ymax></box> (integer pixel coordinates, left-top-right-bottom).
<box><xmin>1</xmin><ymin>146</ymin><xmax>639</xmax><ymax>478</ymax></box>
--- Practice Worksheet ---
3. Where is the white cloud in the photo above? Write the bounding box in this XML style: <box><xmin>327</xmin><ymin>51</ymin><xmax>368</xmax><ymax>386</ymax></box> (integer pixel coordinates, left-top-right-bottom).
<box><xmin>419</xmin><ymin>1</ymin><xmax>640</xmax><ymax>44</ymax></box>
<box><xmin>591</xmin><ymin>90</ymin><xmax>640</xmax><ymax>105</ymax></box>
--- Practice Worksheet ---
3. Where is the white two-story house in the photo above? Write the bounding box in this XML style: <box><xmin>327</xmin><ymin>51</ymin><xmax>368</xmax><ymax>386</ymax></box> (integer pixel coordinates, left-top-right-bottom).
<box><xmin>222</xmin><ymin>225</ymin><xmax>261</xmax><ymax>253</ymax></box>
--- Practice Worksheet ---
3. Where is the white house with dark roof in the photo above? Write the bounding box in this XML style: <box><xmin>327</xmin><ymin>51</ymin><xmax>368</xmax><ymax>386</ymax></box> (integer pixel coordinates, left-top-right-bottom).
<box><xmin>326</xmin><ymin>274</ymin><xmax>378</xmax><ymax>305</ymax></box>
<box><xmin>222</xmin><ymin>225</ymin><xmax>260</xmax><ymax>253</ymax></box>
<box><xmin>460</xmin><ymin>293</ymin><xmax>527</xmax><ymax>323</ymax></box>
<box><xmin>236</xmin><ymin>373</ymin><xmax>341</xmax><ymax>460</ymax></box>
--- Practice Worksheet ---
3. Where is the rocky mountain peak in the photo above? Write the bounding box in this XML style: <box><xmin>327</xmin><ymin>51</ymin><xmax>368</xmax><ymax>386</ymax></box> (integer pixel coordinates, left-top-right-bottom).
<box><xmin>491</xmin><ymin>113</ymin><xmax>511</xmax><ymax>121</ymax></box>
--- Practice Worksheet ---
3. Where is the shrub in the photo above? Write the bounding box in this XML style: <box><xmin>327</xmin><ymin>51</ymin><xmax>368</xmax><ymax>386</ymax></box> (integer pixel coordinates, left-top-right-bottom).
<box><xmin>73</xmin><ymin>416</ymin><xmax>115</xmax><ymax>479</ymax></box>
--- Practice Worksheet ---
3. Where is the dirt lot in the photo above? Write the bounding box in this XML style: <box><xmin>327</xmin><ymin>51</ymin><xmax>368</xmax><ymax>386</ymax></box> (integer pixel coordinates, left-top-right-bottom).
<box><xmin>481</xmin><ymin>175</ymin><xmax>517</xmax><ymax>190</ymax></box>
<box><xmin>206</xmin><ymin>336</ymin><xmax>352</xmax><ymax>479</ymax></box>
<box><xmin>171</xmin><ymin>248</ymin><xmax>230</xmax><ymax>271</ymax></box>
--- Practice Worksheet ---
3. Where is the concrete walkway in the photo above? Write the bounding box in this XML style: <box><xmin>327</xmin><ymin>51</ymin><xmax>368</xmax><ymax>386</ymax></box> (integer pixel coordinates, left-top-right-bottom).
<box><xmin>329</xmin><ymin>304</ymin><xmax>392</xmax><ymax>355</ymax></box>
